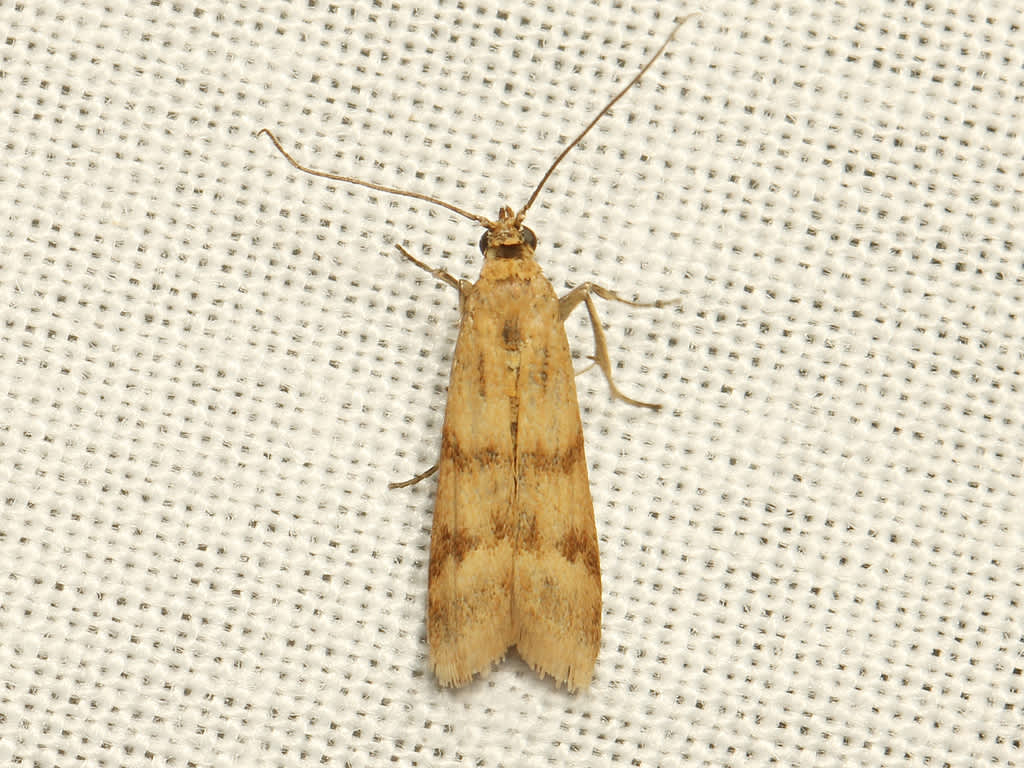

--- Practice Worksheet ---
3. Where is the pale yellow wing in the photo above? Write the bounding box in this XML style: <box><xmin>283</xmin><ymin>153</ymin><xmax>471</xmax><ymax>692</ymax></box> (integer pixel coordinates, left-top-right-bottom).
<box><xmin>427</xmin><ymin>258</ymin><xmax>600</xmax><ymax>691</ymax></box>
<box><xmin>511</xmin><ymin>276</ymin><xmax>601</xmax><ymax>692</ymax></box>
<box><xmin>427</xmin><ymin>285</ymin><xmax>518</xmax><ymax>686</ymax></box>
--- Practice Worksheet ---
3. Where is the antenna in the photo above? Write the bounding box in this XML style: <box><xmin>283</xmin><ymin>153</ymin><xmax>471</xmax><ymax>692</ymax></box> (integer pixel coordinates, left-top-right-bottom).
<box><xmin>517</xmin><ymin>13</ymin><xmax>697</xmax><ymax>219</ymax></box>
<box><xmin>259</xmin><ymin>13</ymin><xmax>696</xmax><ymax>229</ymax></box>
<box><xmin>257</xmin><ymin>128</ymin><xmax>494</xmax><ymax>227</ymax></box>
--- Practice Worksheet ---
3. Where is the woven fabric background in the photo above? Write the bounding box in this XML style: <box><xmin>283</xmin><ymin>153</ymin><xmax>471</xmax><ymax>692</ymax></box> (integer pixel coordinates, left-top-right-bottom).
<box><xmin>2</xmin><ymin>1</ymin><xmax>1021</xmax><ymax>766</ymax></box>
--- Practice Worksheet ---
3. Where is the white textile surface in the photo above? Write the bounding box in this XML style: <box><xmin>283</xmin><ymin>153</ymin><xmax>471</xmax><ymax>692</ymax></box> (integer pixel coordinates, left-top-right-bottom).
<box><xmin>1</xmin><ymin>1</ymin><xmax>1021</xmax><ymax>766</ymax></box>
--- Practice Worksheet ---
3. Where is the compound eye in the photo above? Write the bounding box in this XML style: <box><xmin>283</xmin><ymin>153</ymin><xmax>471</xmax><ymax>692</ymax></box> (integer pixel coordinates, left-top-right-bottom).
<box><xmin>478</xmin><ymin>231</ymin><xmax>489</xmax><ymax>254</ymax></box>
<box><xmin>521</xmin><ymin>227</ymin><xmax>537</xmax><ymax>250</ymax></box>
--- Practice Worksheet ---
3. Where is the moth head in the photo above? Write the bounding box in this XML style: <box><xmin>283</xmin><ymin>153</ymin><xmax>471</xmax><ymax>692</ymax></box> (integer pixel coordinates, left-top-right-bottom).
<box><xmin>479</xmin><ymin>205</ymin><xmax>538</xmax><ymax>257</ymax></box>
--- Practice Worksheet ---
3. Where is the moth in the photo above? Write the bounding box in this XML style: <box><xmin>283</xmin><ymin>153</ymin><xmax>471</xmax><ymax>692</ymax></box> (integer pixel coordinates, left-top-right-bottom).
<box><xmin>260</xmin><ymin>14</ymin><xmax>692</xmax><ymax>690</ymax></box>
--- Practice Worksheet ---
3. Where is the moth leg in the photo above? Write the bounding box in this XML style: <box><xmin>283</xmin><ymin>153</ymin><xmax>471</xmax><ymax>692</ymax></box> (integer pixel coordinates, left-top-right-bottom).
<box><xmin>389</xmin><ymin>245</ymin><xmax>465</xmax><ymax>489</ymax></box>
<box><xmin>388</xmin><ymin>463</ymin><xmax>438</xmax><ymax>490</ymax></box>
<box><xmin>561</xmin><ymin>283</ymin><xmax>681</xmax><ymax>313</ymax></box>
<box><xmin>559</xmin><ymin>283</ymin><xmax>678</xmax><ymax>411</ymax></box>
<box><xmin>574</xmin><ymin>359</ymin><xmax>597</xmax><ymax>378</ymax></box>
<box><xmin>394</xmin><ymin>245</ymin><xmax>472</xmax><ymax>300</ymax></box>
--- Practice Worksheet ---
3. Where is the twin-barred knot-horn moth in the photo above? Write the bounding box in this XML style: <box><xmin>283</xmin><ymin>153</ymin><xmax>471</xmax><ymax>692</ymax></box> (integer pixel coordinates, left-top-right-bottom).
<box><xmin>260</xmin><ymin>13</ymin><xmax>694</xmax><ymax>692</ymax></box>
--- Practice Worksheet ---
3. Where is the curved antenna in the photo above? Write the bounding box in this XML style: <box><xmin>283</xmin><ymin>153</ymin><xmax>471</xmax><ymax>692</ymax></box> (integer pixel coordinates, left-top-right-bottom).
<box><xmin>516</xmin><ymin>13</ymin><xmax>697</xmax><ymax>219</ymax></box>
<box><xmin>257</xmin><ymin>129</ymin><xmax>493</xmax><ymax>227</ymax></box>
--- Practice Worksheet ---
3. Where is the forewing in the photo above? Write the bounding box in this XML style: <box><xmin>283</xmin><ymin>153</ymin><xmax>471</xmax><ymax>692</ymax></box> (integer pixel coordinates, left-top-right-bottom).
<box><xmin>512</xmin><ymin>280</ymin><xmax>601</xmax><ymax>691</ymax></box>
<box><xmin>427</xmin><ymin>292</ymin><xmax>517</xmax><ymax>686</ymax></box>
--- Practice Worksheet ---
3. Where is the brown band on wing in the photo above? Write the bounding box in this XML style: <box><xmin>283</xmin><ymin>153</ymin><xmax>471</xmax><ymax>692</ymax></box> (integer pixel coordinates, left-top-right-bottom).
<box><xmin>517</xmin><ymin>430</ymin><xmax>585</xmax><ymax>474</ymax></box>
<box><xmin>490</xmin><ymin>508</ymin><xmax>514</xmax><ymax>542</ymax></box>
<box><xmin>556</xmin><ymin>527</ymin><xmax>601</xmax><ymax>580</ymax></box>
<box><xmin>516</xmin><ymin>511</ymin><xmax>541</xmax><ymax>553</ymax></box>
<box><xmin>440</xmin><ymin>423</ymin><xmax>509</xmax><ymax>472</ymax></box>
<box><xmin>428</xmin><ymin>525</ymin><xmax>455</xmax><ymax>585</ymax></box>
<box><xmin>428</xmin><ymin>543</ymin><xmax>514</xmax><ymax>648</ymax></box>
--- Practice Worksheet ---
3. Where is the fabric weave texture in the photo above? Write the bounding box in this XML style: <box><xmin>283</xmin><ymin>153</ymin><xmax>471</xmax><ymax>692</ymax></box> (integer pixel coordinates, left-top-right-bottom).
<box><xmin>1</xmin><ymin>1</ymin><xmax>1020</xmax><ymax>766</ymax></box>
